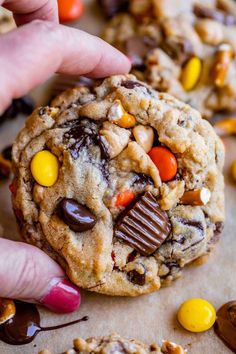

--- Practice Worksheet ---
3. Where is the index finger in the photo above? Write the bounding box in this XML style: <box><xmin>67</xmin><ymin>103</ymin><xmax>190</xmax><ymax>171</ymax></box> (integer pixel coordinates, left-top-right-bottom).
<box><xmin>1</xmin><ymin>0</ymin><xmax>58</xmax><ymax>25</ymax></box>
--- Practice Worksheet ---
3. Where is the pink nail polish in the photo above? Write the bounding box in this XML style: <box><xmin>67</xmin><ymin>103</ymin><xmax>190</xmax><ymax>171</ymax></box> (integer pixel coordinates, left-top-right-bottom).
<box><xmin>40</xmin><ymin>278</ymin><xmax>81</xmax><ymax>313</ymax></box>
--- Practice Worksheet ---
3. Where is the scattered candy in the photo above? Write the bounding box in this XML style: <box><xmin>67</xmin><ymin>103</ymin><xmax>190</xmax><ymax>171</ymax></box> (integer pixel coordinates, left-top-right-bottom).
<box><xmin>162</xmin><ymin>341</ymin><xmax>186</xmax><ymax>354</ymax></box>
<box><xmin>231</xmin><ymin>160</ymin><xmax>236</xmax><ymax>182</ymax></box>
<box><xmin>211</xmin><ymin>43</ymin><xmax>233</xmax><ymax>88</ymax></box>
<box><xmin>214</xmin><ymin>301</ymin><xmax>236</xmax><ymax>353</ymax></box>
<box><xmin>58</xmin><ymin>198</ymin><xmax>97</xmax><ymax>232</ymax></box>
<box><xmin>109</xmin><ymin>100</ymin><xmax>136</xmax><ymax>128</ymax></box>
<box><xmin>181</xmin><ymin>56</ymin><xmax>202</xmax><ymax>91</ymax></box>
<box><xmin>58</xmin><ymin>0</ymin><xmax>84</xmax><ymax>23</ymax></box>
<box><xmin>180</xmin><ymin>188</ymin><xmax>211</xmax><ymax>206</ymax></box>
<box><xmin>148</xmin><ymin>146</ymin><xmax>177</xmax><ymax>182</ymax></box>
<box><xmin>114</xmin><ymin>192</ymin><xmax>171</xmax><ymax>256</ymax></box>
<box><xmin>30</xmin><ymin>150</ymin><xmax>59</xmax><ymax>187</ymax></box>
<box><xmin>115</xmin><ymin>190</ymin><xmax>136</xmax><ymax>208</ymax></box>
<box><xmin>214</xmin><ymin>118</ymin><xmax>236</xmax><ymax>136</ymax></box>
<box><xmin>177</xmin><ymin>298</ymin><xmax>216</xmax><ymax>332</ymax></box>
<box><xmin>133</xmin><ymin>125</ymin><xmax>154</xmax><ymax>153</ymax></box>
<box><xmin>0</xmin><ymin>298</ymin><xmax>16</xmax><ymax>325</ymax></box>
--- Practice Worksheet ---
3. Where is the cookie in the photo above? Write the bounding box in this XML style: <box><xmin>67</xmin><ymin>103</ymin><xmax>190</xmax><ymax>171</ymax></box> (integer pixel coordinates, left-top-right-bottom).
<box><xmin>0</xmin><ymin>7</ymin><xmax>15</xmax><ymax>34</ymax></box>
<box><xmin>39</xmin><ymin>333</ymin><xmax>186</xmax><ymax>354</ymax></box>
<box><xmin>12</xmin><ymin>75</ymin><xmax>224</xmax><ymax>296</ymax></box>
<box><xmin>102</xmin><ymin>0</ymin><xmax>236</xmax><ymax>118</ymax></box>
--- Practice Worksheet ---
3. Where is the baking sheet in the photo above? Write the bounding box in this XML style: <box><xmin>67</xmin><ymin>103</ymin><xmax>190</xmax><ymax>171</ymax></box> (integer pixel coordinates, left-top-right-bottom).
<box><xmin>0</xmin><ymin>1</ymin><xmax>236</xmax><ymax>353</ymax></box>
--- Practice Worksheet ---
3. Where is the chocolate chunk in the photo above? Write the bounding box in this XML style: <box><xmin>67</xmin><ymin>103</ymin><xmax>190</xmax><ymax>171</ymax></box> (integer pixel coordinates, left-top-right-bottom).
<box><xmin>121</xmin><ymin>80</ymin><xmax>153</xmax><ymax>95</ymax></box>
<box><xmin>127</xmin><ymin>269</ymin><xmax>146</xmax><ymax>286</ymax></box>
<box><xmin>64</xmin><ymin>120</ymin><xmax>109</xmax><ymax>161</ymax></box>
<box><xmin>214</xmin><ymin>301</ymin><xmax>236</xmax><ymax>353</ymax></box>
<box><xmin>58</xmin><ymin>198</ymin><xmax>97</xmax><ymax>232</ymax></box>
<box><xmin>114</xmin><ymin>192</ymin><xmax>172</xmax><ymax>256</ymax></box>
<box><xmin>133</xmin><ymin>173</ymin><xmax>154</xmax><ymax>186</ymax></box>
<box><xmin>124</xmin><ymin>36</ymin><xmax>157</xmax><ymax>69</ymax></box>
<box><xmin>97</xmin><ymin>0</ymin><xmax>128</xmax><ymax>17</ymax></box>
<box><xmin>194</xmin><ymin>4</ymin><xmax>236</xmax><ymax>26</ymax></box>
<box><xmin>161</xmin><ymin>36</ymin><xmax>194</xmax><ymax>65</ymax></box>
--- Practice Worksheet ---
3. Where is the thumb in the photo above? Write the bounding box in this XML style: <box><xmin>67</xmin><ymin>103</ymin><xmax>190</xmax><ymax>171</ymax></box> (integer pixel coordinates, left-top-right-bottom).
<box><xmin>0</xmin><ymin>238</ymin><xmax>81</xmax><ymax>313</ymax></box>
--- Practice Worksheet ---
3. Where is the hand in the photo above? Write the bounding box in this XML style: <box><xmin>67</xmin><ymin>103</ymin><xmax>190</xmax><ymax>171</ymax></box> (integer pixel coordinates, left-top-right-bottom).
<box><xmin>0</xmin><ymin>0</ymin><xmax>130</xmax><ymax>312</ymax></box>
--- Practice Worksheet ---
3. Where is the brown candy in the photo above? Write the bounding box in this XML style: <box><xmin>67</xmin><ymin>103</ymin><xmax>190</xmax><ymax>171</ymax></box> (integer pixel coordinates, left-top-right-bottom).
<box><xmin>114</xmin><ymin>192</ymin><xmax>172</xmax><ymax>256</ymax></box>
<box><xmin>58</xmin><ymin>198</ymin><xmax>97</xmax><ymax>232</ymax></box>
<box><xmin>214</xmin><ymin>301</ymin><xmax>236</xmax><ymax>353</ymax></box>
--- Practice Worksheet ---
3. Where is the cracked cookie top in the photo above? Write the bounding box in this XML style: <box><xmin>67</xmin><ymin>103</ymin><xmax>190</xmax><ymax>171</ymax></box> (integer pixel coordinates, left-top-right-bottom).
<box><xmin>12</xmin><ymin>75</ymin><xmax>224</xmax><ymax>296</ymax></box>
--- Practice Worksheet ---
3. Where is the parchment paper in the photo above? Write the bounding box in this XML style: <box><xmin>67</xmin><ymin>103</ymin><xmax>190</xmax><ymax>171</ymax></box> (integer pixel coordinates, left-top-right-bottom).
<box><xmin>0</xmin><ymin>2</ymin><xmax>235</xmax><ymax>353</ymax></box>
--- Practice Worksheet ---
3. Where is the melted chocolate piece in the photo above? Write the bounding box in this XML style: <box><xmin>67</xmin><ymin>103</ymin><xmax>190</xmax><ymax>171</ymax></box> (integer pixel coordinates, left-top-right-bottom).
<box><xmin>161</xmin><ymin>36</ymin><xmax>194</xmax><ymax>65</ymax></box>
<box><xmin>178</xmin><ymin>218</ymin><xmax>204</xmax><ymax>234</ymax></box>
<box><xmin>63</xmin><ymin>120</ymin><xmax>109</xmax><ymax>179</ymax></box>
<box><xmin>121</xmin><ymin>80</ymin><xmax>153</xmax><ymax>95</ymax></box>
<box><xmin>64</xmin><ymin>120</ymin><xmax>109</xmax><ymax>160</ymax></box>
<box><xmin>211</xmin><ymin>221</ymin><xmax>224</xmax><ymax>244</ymax></box>
<box><xmin>127</xmin><ymin>269</ymin><xmax>146</xmax><ymax>286</ymax></box>
<box><xmin>214</xmin><ymin>301</ymin><xmax>236</xmax><ymax>353</ymax></box>
<box><xmin>124</xmin><ymin>36</ymin><xmax>157</xmax><ymax>69</ymax></box>
<box><xmin>194</xmin><ymin>4</ymin><xmax>236</xmax><ymax>26</ymax></box>
<box><xmin>97</xmin><ymin>0</ymin><xmax>128</xmax><ymax>17</ymax></box>
<box><xmin>133</xmin><ymin>173</ymin><xmax>154</xmax><ymax>186</ymax></box>
<box><xmin>0</xmin><ymin>301</ymin><xmax>88</xmax><ymax>345</ymax></box>
<box><xmin>58</xmin><ymin>198</ymin><xmax>97</xmax><ymax>232</ymax></box>
<box><xmin>114</xmin><ymin>192</ymin><xmax>172</xmax><ymax>256</ymax></box>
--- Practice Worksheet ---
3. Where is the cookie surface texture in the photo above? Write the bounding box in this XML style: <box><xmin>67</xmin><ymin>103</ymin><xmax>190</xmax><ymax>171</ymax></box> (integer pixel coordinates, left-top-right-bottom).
<box><xmin>12</xmin><ymin>75</ymin><xmax>224</xmax><ymax>296</ymax></box>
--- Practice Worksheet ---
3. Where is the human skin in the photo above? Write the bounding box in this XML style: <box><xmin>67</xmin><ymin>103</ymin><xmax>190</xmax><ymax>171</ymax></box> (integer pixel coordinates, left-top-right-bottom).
<box><xmin>0</xmin><ymin>0</ymin><xmax>130</xmax><ymax>312</ymax></box>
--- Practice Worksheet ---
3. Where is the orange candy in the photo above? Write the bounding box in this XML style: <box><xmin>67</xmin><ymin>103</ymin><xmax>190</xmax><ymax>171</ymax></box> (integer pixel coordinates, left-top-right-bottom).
<box><xmin>115</xmin><ymin>191</ymin><xmax>136</xmax><ymax>208</ymax></box>
<box><xmin>148</xmin><ymin>146</ymin><xmax>177</xmax><ymax>182</ymax></box>
<box><xmin>58</xmin><ymin>0</ymin><xmax>84</xmax><ymax>23</ymax></box>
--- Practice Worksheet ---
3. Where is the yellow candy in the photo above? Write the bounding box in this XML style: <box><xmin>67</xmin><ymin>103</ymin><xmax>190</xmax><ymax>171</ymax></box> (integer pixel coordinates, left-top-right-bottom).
<box><xmin>177</xmin><ymin>298</ymin><xmax>216</xmax><ymax>332</ymax></box>
<box><xmin>181</xmin><ymin>57</ymin><xmax>202</xmax><ymax>91</ymax></box>
<box><xmin>31</xmin><ymin>150</ymin><xmax>59</xmax><ymax>187</ymax></box>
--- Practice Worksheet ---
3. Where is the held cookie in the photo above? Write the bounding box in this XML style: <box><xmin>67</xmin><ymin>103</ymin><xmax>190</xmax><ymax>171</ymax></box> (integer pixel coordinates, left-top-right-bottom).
<box><xmin>39</xmin><ymin>333</ymin><xmax>186</xmax><ymax>354</ymax></box>
<box><xmin>12</xmin><ymin>75</ymin><xmax>224</xmax><ymax>296</ymax></box>
<box><xmin>102</xmin><ymin>0</ymin><xmax>236</xmax><ymax>118</ymax></box>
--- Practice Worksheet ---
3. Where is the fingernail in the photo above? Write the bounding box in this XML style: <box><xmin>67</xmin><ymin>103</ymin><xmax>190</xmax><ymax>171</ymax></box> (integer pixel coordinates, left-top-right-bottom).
<box><xmin>40</xmin><ymin>278</ymin><xmax>81</xmax><ymax>313</ymax></box>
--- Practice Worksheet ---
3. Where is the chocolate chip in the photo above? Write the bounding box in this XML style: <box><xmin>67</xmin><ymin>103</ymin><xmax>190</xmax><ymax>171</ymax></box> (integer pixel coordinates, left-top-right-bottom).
<box><xmin>127</xmin><ymin>269</ymin><xmax>146</xmax><ymax>286</ymax></box>
<box><xmin>124</xmin><ymin>36</ymin><xmax>157</xmax><ymax>69</ymax></box>
<box><xmin>121</xmin><ymin>80</ymin><xmax>153</xmax><ymax>95</ymax></box>
<box><xmin>161</xmin><ymin>36</ymin><xmax>194</xmax><ymax>65</ymax></box>
<box><xmin>214</xmin><ymin>301</ymin><xmax>236</xmax><ymax>353</ymax></box>
<box><xmin>114</xmin><ymin>192</ymin><xmax>172</xmax><ymax>256</ymax></box>
<box><xmin>133</xmin><ymin>173</ymin><xmax>154</xmax><ymax>186</ymax></box>
<box><xmin>58</xmin><ymin>198</ymin><xmax>97</xmax><ymax>232</ymax></box>
<box><xmin>97</xmin><ymin>0</ymin><xmax>128</xmax><ymax>17</ymax></box>
<box><xmin>194</xmin><ymin>4</ymin><xmax>236</xmax><ymax>26</ymax></box>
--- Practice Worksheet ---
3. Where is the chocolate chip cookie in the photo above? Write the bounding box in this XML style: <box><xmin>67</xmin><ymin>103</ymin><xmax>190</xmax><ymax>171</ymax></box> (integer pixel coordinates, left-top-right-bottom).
<box><xmin>39</xmin><ymin>333</ymin><xmax>186</xmax><ymax>354</ymax></box>
<box><xmin>102</xmin><ymin>0</ymin><xmax>236</xmax><ymax>118</ymax></box>
<box><xmin>12</xmin><ymin>75</ymin><xmax>224</xmax><ymax>296</ymax></box>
